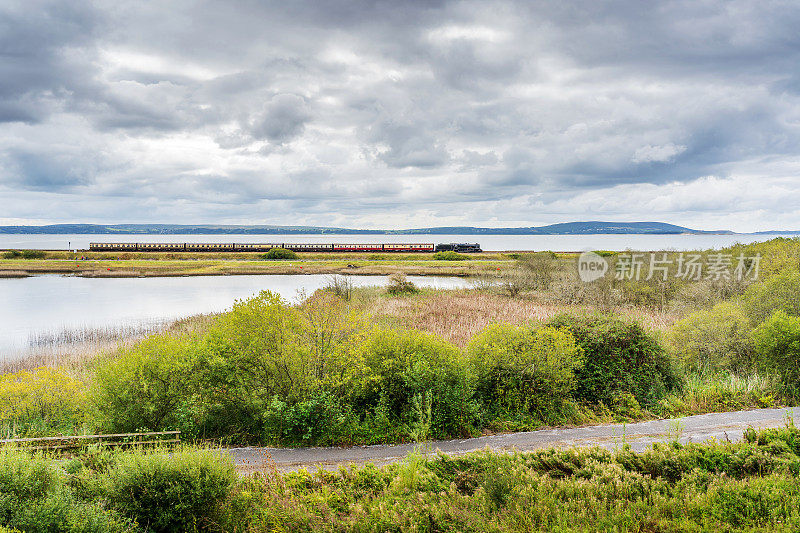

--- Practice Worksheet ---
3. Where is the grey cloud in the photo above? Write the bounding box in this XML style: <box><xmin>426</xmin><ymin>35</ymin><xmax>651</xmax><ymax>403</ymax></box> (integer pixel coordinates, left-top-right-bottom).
<box><xmin>2</xmin><ymin>0</ymin><xmax>800</xmax><ymax>229</ymax></box>
<box><xmin>248</xmin><ymin>94</ymin><xmax>311</xmax><ymax>143</ymax></box>
<box><xmin>0</xmin><ymin>1</ymin><xmax>100</xmax><ymax>124</ymax></box>
<box><xmin>1</xmin><ymin>147</ymin><xmax>100</xmax><ymax>190</ymax></box>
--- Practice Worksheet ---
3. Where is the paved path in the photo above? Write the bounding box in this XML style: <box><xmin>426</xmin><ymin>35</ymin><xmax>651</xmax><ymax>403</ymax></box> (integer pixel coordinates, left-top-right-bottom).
<box><xmin>227</xmin><ymin>407</ymin><xmax>796</xmax><ymax>473</ymax></box>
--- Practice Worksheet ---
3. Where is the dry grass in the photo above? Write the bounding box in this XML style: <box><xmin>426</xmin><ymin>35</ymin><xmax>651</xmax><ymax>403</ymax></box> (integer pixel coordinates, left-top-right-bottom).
<box><xmin>0</xmin><ymin>270</ymin><xmax>29</xmax><ymax>278</ymax></box>
<box><xmin>370</xmin><ymin>289</ymin><xmax>679</xmax><ymax>347</ymax></box>
<box><xmin>1</xmin><ymin>313</ymin><xmax>219</xmax><ymax>376</ymax></box>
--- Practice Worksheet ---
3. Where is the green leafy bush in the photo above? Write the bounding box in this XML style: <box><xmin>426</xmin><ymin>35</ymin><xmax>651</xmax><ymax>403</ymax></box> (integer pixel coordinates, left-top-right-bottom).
<box><xmin>0</xmin><ymin>367</ymin><xmax>87</xmax><ymax>437</ymax></box>
<box><xmin>0</xmin><ymin>450</ymin><xmax>128</xmax><ymax>532</ymax></box>
<box><xmin>349</xmin><ymin>328</ymin><xmax>478</xmax><ymax>439</ymax></box>
<box><xmin>2</xmin><ymin>250</ymin><xmax>45</xmax><ymax>259</ymax></box>
<box><xmin>20</xmin><ymin>250</ymin><xmax>46</xmax><ymax>259</ymax></box>
<box><xmin>752</xmin><ymin>310</ymin><xmax>800</xmax><ymax>394</ymax></box>
<box><xmin>260</xmin><ymin>247</ymin><xmax>298</xmax><ymax>260</ymax></box>
<box><xmin>90</xmin><ymin>333</ymin><xmax>200</xmax><ymax>434</ymax></box>
<box><xmin>668</xmin><ymin>301</ymin><xmax>755</xmax><ymax>374</ymax></box>
<box><xmin>742</xmin><ymin>269</ymin><xmax>800</xmax><ymax>325</ymax></box>
<box><xmin>433</xmin><ymin>251</ymin><xmax>468</xmax><ymax>261</ymax></box>
<box><xmin>197</xmin><ymin>291</ymin><xmax>307</xmax><ymax>440</ymax></box>
<box><xmin>105</xmin><ymin>448</ymin><xmax>236</xmax><ymax>532</ymax></box>
<box><xmin>386</xmin><ymin>273</ymin><xmax>418</xmax><ymax>295</ymax></box>
<box><xmin>546</xmin><ymin>314</ymin><xmax>679</xmax><ymax>407</ymax></box>
<box><xmin>467</xmin><ymin>324</ymin><xmax>582</xmax><ymax>423</ymax></box>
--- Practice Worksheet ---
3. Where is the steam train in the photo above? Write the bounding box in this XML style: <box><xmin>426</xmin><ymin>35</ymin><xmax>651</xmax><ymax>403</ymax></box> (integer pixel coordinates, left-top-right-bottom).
<box><xmin>88</xmin><ymin>242</ymin><xmax>482</xmax><ymax>253</ymax></box>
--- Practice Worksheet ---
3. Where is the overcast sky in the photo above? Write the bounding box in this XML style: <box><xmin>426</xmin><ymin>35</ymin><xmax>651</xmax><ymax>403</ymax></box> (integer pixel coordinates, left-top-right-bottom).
<box><xmin>1</xmin><ymin>0</ymin><xmax>799</xmax><ymax>231</ymax></box>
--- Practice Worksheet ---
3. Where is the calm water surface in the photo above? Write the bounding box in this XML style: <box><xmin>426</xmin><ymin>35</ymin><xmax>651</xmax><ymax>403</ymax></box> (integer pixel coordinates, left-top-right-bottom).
<box><xmin>0</xmin><ymin>274</ymin><xmax>470</xmax><ymax>360</ymax></box>
<box><xmin>1</xmin><ymin>233</ymin><xmax>798</xmax><ymax>252</ymax></box>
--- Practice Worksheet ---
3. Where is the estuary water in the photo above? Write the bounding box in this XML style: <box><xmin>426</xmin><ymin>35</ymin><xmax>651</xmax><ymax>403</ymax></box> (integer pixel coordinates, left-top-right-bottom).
<box><xmin>0</xmin><ymin>274</ymin><xmax>470</xmax><ymax>361</ymax></box>
<box><xmin>1</xmin><ymin>233</ymin><xmax>798</xmax><ymax>252</ymax></box>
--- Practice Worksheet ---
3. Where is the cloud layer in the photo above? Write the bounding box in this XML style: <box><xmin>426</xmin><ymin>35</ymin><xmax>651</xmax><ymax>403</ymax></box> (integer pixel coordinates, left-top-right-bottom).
<box><xmin>1</xmin><ymin>0</ymin><xmax>799</xmax><ymax>231</ymax></box>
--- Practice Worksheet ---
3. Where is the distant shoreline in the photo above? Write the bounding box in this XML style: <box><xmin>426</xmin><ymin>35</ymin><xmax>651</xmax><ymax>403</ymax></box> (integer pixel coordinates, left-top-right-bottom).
<box><xmin>0</xmin><ymin>221</ymin><xmax>758</xmax><ymax>235</ymax></box>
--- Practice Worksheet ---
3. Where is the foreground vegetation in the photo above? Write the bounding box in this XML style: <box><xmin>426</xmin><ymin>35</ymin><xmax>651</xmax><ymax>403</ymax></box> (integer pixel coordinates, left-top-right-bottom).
<box><xmin>4</xmin><ymin>424</ymin><xmax>800</xmax><ymax>532</ymax></box>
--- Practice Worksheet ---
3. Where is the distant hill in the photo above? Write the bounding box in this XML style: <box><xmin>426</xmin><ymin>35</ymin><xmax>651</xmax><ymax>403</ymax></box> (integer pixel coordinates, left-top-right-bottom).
<box><xmin>401</xmin><ymin>222</ymin><xmax>733</xmax><ymax>235</ymax></box>
<box><xmin>0</xmin><ymin>222</ymin><xmax>735</xmax><ymax>235</ymax></box>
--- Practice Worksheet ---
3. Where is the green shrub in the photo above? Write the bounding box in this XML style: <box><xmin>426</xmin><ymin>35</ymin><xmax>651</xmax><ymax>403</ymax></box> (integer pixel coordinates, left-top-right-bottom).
<box><xmin>386</xmin><ymin>273</ymin><xmax>418</xmax><ymax>295</ymax></box>
<box><xmin>546</xmin><ymin>314</ymin><xmax>679</xmax><ymax>407</ymax></box>
<box><xmin>433</xmin><ymin>251</ymin><xmax>468</xmax><ymax>261</ymax></box>
<box><xmin>0</xmin><ymin>450</ymin><xmax>128</xmax><ymax>533</ymax></box>
<box><xmin>742</xmin><ymin>269</ymin><xmax>800</xmax><ymax>325</ymax></box>
<box><xmin>22</xmin><ymin>250</ymin><xmax>46</xmax><ymax>259</ymax></box>
<box><xmin>1</xmin><ymin>250</ymin><xmax>45</xmax><ymax>259</ymax></box>
<box><xmin>0</xmin><ymin>367</ymin><xmax>87</xmax><ymax>437</ymax></box>
<box><xmin>752</xmin><ymin>310</ymin><xmax>800</xmax><ymax>394</ymax></box>
<box><xmin>90</xmin><ymin>333</ymin><xmax>200</xmax><ymax>434</ymax></box>
<box><xmin>262</xmin><ymin>391</ymin><xmax>355</xmax><ymax>445</ymax></box>
<box><xmin>349</xmin><ymin>328</ymin><xmax>478</xmax><ymax>439</ymax></box>
<box><xmin>105</xmin><ymin>448</ymin><xmax>236</xmax><ymax>532</ymax></box>
<box><xmin>467</xmin><ymin>324</ymin><xmax>582</xmax><ymax>423</ymax></box>
<box><xmin>261</xmin><ymin>247</ymin><xmax>298</xmax><ymax>260</ymax></box>
<box><xmin>668</xmin><ymin>300</ymin><xmax>755</xmax><ymax>374</ymax></box>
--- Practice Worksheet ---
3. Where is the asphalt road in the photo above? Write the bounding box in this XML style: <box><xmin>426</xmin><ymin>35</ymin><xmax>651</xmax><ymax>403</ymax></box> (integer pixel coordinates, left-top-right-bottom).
<box><xmin>227</xmin><ymin>407</ymin><xmax>796</xmax><ymax>473</ymax></box>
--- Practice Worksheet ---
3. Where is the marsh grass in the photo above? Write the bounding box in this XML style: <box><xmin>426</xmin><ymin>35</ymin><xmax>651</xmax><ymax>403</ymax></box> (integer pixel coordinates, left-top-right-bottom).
<box><xmin>370</xmin><ymin>289</ymin><xmax>677</xmax><ymax>346</ymax></box>
<box><xmin>2</xmin><ymin>313</ymin><xmax>219</xmax><ymax>375</ymax></box>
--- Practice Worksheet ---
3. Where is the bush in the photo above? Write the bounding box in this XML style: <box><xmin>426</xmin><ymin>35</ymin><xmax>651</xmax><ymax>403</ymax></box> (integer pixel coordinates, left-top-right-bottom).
<box><xmin>433</xmin><ymin>251</ymin><xmax>468</xmax><ymax>261</ymax></box>
<box><xmin>1</xmin><ymin>250</ymin><xmax>46</xmax><ymax>259</ymax></box>
<box><xmin>500</xmin><ymin>252</ymin><xmax>558</xmax><ymax>295</ymax></box>
<box><xmin>0</xmin><ymin>450</ymin><xmax>129</xmax><ymax>532</ymax></box>
<box><xmin>742</xmin><ymin>269</ymin><xmax>800</xmax><ymax>325</ymax></box>
<box><xmin>262</xmin><ymin>391</ymin><xmax>354</xmax><ymax>445</ymax></box>
<box><xmin>349</xmin><ymin>328</ymin><xmax>478</xmax><ymax>439</ymax></box>
<box><xmin>0</xmin><ymin>368</ymin><xmax>87</xmax><ymax>437</ymax></box>
<box><xmin>752</xmin><ymin>310</ymin><xmax>800</xmax><ymax>394</ymax></box>
<box><xmin>323</xmin><ymin>275</ymin><xmax>354</xmax><ymax>300</ymax></box>
<box><xmin>90</xmin><ymin>333</ymin><xmax>200</xmax><ymax>434</ymax></box>
<box><xmin>386</xmin><ymin>273</ymin><xmax>418</xmax><ymax>295</ymax></box>
<box><xmin>668</xmin><ymin>301</ymin><xmax>755</xmax><ymax>374</ymax></box>
<box><xmin>20</xmin><ymin>250</ymin><xmax>46</xmax><ymax>259</ymax></box>
<box><xmin>105</xmin><ymin>448</ymin><xmax>236</xmax><ymax>532</ymax></box>
<box><xmin>546</xmin><ymin>314</ymin><xmax>679</xmax><ymax>407</ymax></box>
<box><xmin>467</xmin><ymin>324</ymin><xmax>582</xmax><ymax>423</ymax></box>
<box><xmin>261</xmin><ymin>247</ymin><xmax>298</xmax><ymax>260</ymax></box>
<box><xmin>198</xmin><ymin>291</ymin><xmax>307</xmax><ymax>440</ymax></box>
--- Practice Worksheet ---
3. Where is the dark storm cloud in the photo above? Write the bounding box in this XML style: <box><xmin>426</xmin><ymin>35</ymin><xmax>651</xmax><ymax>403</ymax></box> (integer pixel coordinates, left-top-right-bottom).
<box><xmin>2</xmin><ymin>0</ymin><xmax>800</xmax><ymax>230</ymax></box>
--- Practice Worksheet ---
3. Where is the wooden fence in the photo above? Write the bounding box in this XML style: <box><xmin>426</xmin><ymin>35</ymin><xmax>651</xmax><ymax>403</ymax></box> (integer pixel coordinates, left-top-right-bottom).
<box><xmin>0</xmin><ymin>430</ymin><xmax>181</xmax><ymax>451</ymax></box>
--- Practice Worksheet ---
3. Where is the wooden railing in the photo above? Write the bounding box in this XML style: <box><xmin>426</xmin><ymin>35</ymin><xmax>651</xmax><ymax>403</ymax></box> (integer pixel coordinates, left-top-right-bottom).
<box><xmin>0</xmin><ymin>430</ymin><xmax>181</xmax><ymax>451</ymax></box>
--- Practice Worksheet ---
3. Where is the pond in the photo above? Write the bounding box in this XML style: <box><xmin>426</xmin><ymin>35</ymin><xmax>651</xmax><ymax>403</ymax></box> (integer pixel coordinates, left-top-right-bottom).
<box><xmin>0</xmin><ymin>274</ymin><xmax>471</xmax><ymax>361</ymax></box>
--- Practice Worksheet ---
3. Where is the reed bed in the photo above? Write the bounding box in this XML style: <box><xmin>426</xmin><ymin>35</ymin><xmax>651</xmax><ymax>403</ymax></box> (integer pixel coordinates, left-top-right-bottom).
<box><xmin>2</xmin><ymin>314</ymin><xmax>219</xmax><ymax>374</ymax></box>
<box><xmin>372</xmin><ymin>289</ymin><xmax>678</xmax><ymax>346</ymax></box>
